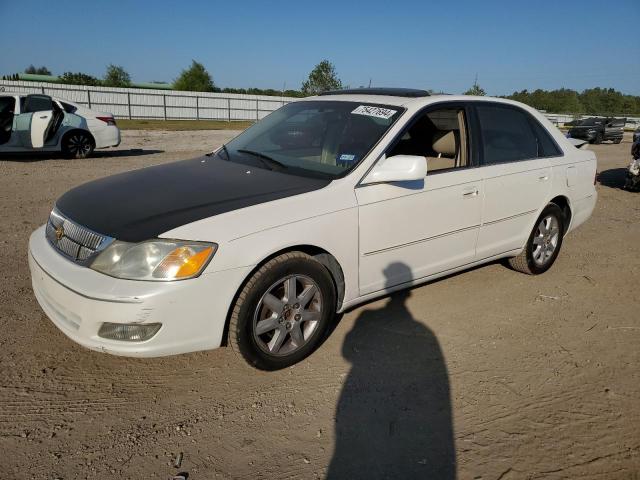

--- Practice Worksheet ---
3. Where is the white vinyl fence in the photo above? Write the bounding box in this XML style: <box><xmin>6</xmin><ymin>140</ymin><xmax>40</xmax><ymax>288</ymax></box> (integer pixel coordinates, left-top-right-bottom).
<box><xmin>0</xmin><ymin>80</ymin><xmax>299</xmax><ymax>121</ymax></box>
<box><xmin>1</xmin><ymin>80</ymin><xmax>638</xmax><ymax>128</ymax></box>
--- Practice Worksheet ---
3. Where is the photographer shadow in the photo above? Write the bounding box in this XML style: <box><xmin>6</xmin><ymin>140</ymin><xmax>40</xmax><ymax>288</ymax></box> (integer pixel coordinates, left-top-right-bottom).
<box><xmin>328</xmin><ymin>262</ymin><xmax>455</xmax><ymax>479</ymax></box>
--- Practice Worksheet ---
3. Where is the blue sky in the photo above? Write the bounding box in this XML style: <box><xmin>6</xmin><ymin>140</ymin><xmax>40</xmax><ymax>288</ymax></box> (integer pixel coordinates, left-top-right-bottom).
<box><xmin>1</xmin><ymin>0</ymin><xmax>639</xmax><ymax>95</ymax></box>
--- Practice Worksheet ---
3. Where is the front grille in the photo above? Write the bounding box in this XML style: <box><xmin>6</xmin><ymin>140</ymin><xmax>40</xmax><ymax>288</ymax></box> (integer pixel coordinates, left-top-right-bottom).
<box><xmin>45</xmin><ymin>209</ymin><xmax>113</xmax><ymax>263</ymax></box>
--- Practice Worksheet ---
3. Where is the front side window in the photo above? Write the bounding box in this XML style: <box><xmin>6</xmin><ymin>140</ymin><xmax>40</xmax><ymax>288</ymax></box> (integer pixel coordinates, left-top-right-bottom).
<box><xmin>0</xmin><ymin>96</ymin><xmax>16</xmax><ymax>114</ymax></box>
<box><xmin>218</xmin><ymin>101</ymin><xmax>403</xmax><ymax>179</ymax></box>
<box><xmin>476</xmin><ymin>104</ymin><xmax>539</xmax><ymax>164</ymax></box>
<box><xmin>387</xmin><ymin>106</ymin><xmax>469</xmax><ymax>173</ymax></box>
<box><xmin>0</xmin><ymin>97</ymin><xmax>16</xmax><ymax>144</ymax></box>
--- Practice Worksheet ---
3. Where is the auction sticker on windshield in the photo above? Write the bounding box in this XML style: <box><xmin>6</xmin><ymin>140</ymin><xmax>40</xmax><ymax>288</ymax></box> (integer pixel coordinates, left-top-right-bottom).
<box><xmin>351</xmin><ymin>105</ymin><xmax>397</xmax><ymax>120</ymax></box>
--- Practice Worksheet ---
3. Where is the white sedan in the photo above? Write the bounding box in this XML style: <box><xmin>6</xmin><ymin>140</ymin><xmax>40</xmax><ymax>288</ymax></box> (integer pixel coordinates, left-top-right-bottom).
<box><xmin>28</xmin><ymin>88</ymin><xmax>597</xmax><ymax>369</ymax></box>
<box><xmin>0</xmin><ymin>93</ymin><xmax>120</xmax><ymax>158</ymax></box>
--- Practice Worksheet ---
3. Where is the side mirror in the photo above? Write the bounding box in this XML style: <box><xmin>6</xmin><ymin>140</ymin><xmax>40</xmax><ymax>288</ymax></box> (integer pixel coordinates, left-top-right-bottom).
<box><xmin>361</xmin><ymin>154</ymin><xmax>427</xmax><ymax>185</ymax></box>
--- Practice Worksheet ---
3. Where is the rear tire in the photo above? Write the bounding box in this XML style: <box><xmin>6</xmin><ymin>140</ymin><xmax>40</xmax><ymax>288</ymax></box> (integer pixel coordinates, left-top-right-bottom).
<box><xmin>508</xmin><ymin>204</ymin><xmax>565</xmax><ymax>275</ymax></box>
<box><xmin>62</xmin><ymin>131</ymin><xmax>94</xmax><ymax>159</ymax></box>
<box><xmin>614</xmin><ymin>138</ymin><xmax>622</xmax><ymax>144</ymax></box>
<box><xmin>228</xmin><ymin>252</ymin><xmax>337</xmax><ymax>370</ymax></box>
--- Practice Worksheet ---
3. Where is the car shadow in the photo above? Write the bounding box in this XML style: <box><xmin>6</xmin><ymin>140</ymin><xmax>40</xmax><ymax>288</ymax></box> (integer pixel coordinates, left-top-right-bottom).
<box><xmin>327</xmin><ymin>262</ymin><xmax>455</xmax><ymax>479</ymax></box>
<box><xmin>0</xmin><ymin>148</ymin><xmax>164</xmax><ymax>162</ymax></box>
<box><xmin>598</xmin><ymin>168</ymin><xmax>627</xmax><ymax>189</ymax></box>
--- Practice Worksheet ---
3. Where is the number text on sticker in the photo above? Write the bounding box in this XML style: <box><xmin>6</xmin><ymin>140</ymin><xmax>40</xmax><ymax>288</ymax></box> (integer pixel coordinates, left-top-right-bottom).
<box><xmin>351</xmin><ymin>105</ymin><xmax>397</xmax><ymax>120</ymax></box>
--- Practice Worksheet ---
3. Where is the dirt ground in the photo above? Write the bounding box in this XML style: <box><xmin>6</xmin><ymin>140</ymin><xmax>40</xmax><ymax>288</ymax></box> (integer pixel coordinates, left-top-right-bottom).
<box><xmin>1</xmin><ymin>130</ymin><xmax>639</xmax><ymax>480</ymax></box>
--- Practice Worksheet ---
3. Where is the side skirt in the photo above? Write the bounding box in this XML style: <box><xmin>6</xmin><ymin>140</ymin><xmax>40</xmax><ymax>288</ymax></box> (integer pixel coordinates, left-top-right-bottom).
<box><xmin>339</xmin><ymin>249</ymin><xmax>522</xmax><ymax>313</ymax></box>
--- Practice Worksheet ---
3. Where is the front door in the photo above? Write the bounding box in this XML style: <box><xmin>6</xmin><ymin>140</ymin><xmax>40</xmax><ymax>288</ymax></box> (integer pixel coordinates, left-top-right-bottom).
<box><xmin>0</xmin><ymin>96</ymin><xmax>16</xmax><ymax>146</ymax></box>
<box><xmin>356</xmin><ymin>104</ymin><xmax>482</xmax><ymax>295</ymax></box>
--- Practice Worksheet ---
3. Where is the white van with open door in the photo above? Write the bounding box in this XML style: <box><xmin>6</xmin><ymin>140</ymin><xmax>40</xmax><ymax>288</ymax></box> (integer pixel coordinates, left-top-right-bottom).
<box><xmin>0</xmin><ymin>93</ymin><xmax>120</xmax><ymax>158</ymax></box>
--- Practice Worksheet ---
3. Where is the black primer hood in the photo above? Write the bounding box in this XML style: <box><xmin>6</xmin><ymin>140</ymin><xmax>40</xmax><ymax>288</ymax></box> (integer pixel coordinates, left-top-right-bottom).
<box><xmin>56</xmin><ymin>156</ymin><xmax>330</xmax><ymax>242</ymax></box>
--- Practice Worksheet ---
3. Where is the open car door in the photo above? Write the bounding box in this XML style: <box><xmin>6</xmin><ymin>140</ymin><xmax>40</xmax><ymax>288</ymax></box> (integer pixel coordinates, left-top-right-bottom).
<box><xmin>14</xmin><ymin>94</ymin><xmax>55</xmax><ymax>148</ymax></box>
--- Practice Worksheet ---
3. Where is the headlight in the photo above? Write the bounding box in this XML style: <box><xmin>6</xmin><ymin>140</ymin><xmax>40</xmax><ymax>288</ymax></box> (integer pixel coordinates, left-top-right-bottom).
<box><xmin>90</xmin><ymin>240</ymin><xmax>217</xmax><ymax>281</ymax></box>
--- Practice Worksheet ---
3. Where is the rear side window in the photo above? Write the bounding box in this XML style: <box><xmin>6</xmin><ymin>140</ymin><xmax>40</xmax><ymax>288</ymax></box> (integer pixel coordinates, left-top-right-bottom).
<box><xmin>476</xmin><ymin>104</ymin><xmax>538</xmax><ymax>164</ymax></box>
<box><xmin>22</xmin><ymin>95</ymin><xmax>53</xmax><ymax>113</ymax></box>
<box><xmin>529</xmin><ymin>116</ymin><xmax>562</xmax><ymax>157</ymax></box>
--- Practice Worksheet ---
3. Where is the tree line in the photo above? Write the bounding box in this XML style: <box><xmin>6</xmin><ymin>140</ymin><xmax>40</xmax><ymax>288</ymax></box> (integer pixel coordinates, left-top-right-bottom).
<box><xmin>505</xmin><ymin>88</ymin><xmax>640</xmax><ymax>116</ymax></box>
<box><xmin>2</xmin><ymin>64</ymin><xmax>132</xmax><ymax>88</ymax></box>
<box><xmin>4</xmin><ymin>61</ymin><xmax>639</xmax><ymax>115</ymax></box>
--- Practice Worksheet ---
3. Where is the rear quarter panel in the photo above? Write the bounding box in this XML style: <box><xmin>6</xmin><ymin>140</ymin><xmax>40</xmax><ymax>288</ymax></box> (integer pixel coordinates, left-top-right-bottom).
<box><xmin>549</xmin><ymin>148</ymin><xmax>597</xmax><ymax>233</ymax></box>
<box><xmin>520</xmin><ymin>105</ymin><xmax>597</xmax><ymax>234</ymax></box>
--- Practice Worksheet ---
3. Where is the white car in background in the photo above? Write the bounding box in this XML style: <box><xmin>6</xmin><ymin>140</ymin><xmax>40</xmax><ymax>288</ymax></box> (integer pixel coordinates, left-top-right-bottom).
<box><xmin>0</xmin><ymin>93</ymin><xmax>120</xmax><ymax>158</ymax></box>
<box><xmin>28</xmin><ymin>89</ymin><xmax>597</xmax><ymax>370</ymax></box>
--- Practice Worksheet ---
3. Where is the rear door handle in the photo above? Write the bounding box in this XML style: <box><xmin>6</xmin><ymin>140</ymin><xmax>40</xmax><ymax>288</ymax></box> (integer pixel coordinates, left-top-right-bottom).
<box><xmin>462</xmin><ymin>187</ymin><xmax>479</xmax><ymax>198</ymax></box>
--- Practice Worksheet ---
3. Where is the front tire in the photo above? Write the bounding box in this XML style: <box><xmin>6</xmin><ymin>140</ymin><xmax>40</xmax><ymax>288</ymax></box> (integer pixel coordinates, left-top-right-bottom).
<box><xmin>508</xmin><ymin>204</ymin><xmax>565</xmax><ymax>275</ymax></box>
<box><xmin>594</xmin><ymin>132</ymin><xmax>603</xmax><ymax>144</ymax></box>
<box><xmin>228</xmin><ymin>252</ymin><xmax>337</xmax><ymax>370</ymax></box>
<box><xmin>62</xmin><ymin>131</ymin><xmax>95</xmax><ymax>159</ymax></box>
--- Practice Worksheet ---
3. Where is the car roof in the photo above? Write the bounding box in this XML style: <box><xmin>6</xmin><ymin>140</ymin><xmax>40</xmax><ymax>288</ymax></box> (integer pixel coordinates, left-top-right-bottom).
<box><xmin>303</xmin><ymin>91</ymin><xmax>527</xmax><ymax>109</ymax></box>
<box><xmin>0</xmin><ymin>92</ymin><xmax>80</xmax><ymax>106</ymax></box>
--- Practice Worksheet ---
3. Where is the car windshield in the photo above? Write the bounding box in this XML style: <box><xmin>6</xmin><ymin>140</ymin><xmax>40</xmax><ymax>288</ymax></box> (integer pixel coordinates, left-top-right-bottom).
<box><xmin>217</xmin><ymin>100</ymin><xmax>404</xmax><ymax>179</ymax></box>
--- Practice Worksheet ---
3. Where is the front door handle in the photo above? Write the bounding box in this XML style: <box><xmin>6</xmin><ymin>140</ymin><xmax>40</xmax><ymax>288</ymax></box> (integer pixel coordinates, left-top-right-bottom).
<box><xmin>462</xmin><ymin>187</ymin><xmax>479</xmax><ymax>198</ymax></box>
<box><xmin>538</xmin><ymin>175</ymin><xmax>549</xmax><ymax>181</ymax></box>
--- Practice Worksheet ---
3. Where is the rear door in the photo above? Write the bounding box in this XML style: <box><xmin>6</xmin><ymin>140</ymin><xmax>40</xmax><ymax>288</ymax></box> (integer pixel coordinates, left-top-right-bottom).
<box><xmin>14</xmin><ymin>94</ymin><xmax>55</xmax><ymax>148</ymax></box>
<box><xmin>473</xmin><ymin>103</ymin><xmax>555</xmax><ymax>259</ymax></box>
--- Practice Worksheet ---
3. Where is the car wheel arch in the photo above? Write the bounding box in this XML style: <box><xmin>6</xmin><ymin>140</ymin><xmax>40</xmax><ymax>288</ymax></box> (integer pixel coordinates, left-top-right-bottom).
<box><xmin>548</xmin><ymin>195</ymin><xmax>572</xmax><ymax>234</ymax></box>
<box><xmin>220</xmin><ymin>244</ymin><xmax>345</xmax><ymax>346</ymax></box>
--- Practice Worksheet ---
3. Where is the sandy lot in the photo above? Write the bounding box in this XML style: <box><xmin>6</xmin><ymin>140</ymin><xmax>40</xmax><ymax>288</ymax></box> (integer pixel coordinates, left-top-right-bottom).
<box><xmin>1</xmin><ymin>130</ymin><xmax>639</xmax><ymax>479</ymax></box>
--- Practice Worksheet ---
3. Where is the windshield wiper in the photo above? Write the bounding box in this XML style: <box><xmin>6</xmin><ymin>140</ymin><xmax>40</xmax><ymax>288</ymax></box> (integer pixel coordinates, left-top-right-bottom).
<box><xmin>207</xmin><ymin>144</ymin><xmax>229</xmax><ymax>158</ymax></box>
<box><xmin>237</xmin><ymin>149</ymin><xmax>288</xmax><ymax>171</ymax></box>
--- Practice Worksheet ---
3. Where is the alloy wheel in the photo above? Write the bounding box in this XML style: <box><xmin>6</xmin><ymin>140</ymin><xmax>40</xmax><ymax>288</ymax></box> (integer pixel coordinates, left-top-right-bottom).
<box><xmin>532</xmin><ymin>215</ymin><xmax>560</xmax><ymax>266</ymax></box>
<box><xmin>67</xmin><ymin>134</ymin><xmax>92</xmax><ymax>157</ymax></box>
<box><xmin>252</xmin><ymin>275</ymin><xmax>323</xmax><ymax>356</ymax></box>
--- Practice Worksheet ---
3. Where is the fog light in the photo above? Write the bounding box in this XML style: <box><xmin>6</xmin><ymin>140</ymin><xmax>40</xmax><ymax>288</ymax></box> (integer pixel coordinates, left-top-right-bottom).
<box><xmin>98</xmin><ymin>323</ymin><xmax>162</xmax><ymax>342</ymax></box>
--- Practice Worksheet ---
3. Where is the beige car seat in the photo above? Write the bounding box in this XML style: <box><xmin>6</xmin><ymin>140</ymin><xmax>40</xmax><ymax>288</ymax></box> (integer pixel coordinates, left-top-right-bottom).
<box><xmin>426</xmin><ymin>130</ymin><xmax>458</xmax><ymax>171</ymax></box>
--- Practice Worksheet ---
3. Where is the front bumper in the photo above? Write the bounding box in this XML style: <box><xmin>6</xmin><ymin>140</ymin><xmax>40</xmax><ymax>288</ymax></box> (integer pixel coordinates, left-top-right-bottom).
<box><xmin>28</xmin><ymin>226</ymin><xmax>252</xmax><ymax>357</ymax></box>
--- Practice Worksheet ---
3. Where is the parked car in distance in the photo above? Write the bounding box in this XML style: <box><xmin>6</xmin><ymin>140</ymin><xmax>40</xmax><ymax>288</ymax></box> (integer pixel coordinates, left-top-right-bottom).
<box><xmin>28</xmin><ymin>89</ymin><xmax>598</xmax><ymax>370</ymax></box>
<box><xmin>633</xmin><ymin>126</ymin><xmax>640</xmax><ymax>144</ymax></box>
<box><xmin>0</xmin><ymin>93</ymin><xmax>120</xmax><ymax>158</ymax></box>
<box><xmin>567</xmin><ymin>116</ymin><xmax>625</xmax><ymax>144</ymax></box>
